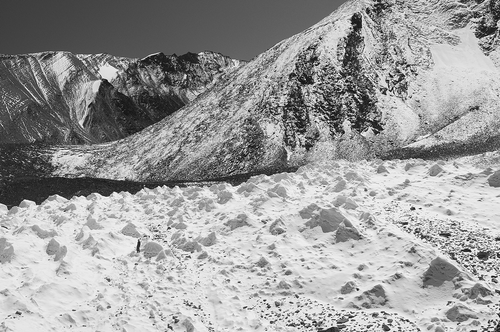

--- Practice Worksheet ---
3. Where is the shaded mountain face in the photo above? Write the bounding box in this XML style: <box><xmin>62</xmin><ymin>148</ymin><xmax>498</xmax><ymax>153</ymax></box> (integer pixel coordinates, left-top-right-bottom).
<box><xmin>0</xmin><ymin>51</ymin><xmax>243</xmax><ymax>144</ymax></box>
<box><xmin>51</xmin><ymin>0</ymin><xmax>500</xmax><ymax>181</ymax></box>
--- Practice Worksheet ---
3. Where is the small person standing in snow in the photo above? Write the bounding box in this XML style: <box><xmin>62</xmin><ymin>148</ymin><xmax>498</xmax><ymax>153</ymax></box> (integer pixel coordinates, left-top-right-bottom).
<box><xmin>136</xmin><ymin>239</ymin><xmax>141</xmax><ymax>253</ymax></box>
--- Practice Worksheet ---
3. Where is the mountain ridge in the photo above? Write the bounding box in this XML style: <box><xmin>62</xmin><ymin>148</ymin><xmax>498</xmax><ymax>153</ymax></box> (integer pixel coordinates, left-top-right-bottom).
<box><xmin>45</xmin><ymin>0</ymin><xmax>500</xmax><ymax>182</ymax></box>
<box><xmin>0</xmin><ymin>50</ymin><xmax>243</xmax><ymax>144</ymax></box>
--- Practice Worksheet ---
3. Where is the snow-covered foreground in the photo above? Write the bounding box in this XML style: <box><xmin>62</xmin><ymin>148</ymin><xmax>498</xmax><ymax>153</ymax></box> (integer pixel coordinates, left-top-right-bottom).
<box><xmin>1</xmin><ymin>155</ymin><xmax>499</xmax><ymax>332</ymax></box>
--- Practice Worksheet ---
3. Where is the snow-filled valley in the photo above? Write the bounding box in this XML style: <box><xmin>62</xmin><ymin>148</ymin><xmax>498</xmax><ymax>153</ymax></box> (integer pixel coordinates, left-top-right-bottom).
<box><xmin>1</xmin><ymin>153</ymin><xmax>499</xmax><ymax>332</ymax></box>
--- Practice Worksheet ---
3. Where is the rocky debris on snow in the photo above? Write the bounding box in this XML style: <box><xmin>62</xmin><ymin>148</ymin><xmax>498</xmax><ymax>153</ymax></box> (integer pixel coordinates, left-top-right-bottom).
<box><xmin>254</xmin><ymin>295</ymin><xmax>420</xmax><ymax>332</ymax></box>
<box><xmin>388</xmin><ymin>202</ymin><xmax>500</xmax><ymax>290</ymax></box>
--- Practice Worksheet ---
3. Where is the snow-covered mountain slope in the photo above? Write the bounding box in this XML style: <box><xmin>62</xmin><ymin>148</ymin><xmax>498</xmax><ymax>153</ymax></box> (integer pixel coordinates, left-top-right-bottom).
<box><xmin>1</xmin><ymin>155</ymin><xmax>499</xmax><ymax>331</ymax></box>
<box><xmin>49</xmin><ymin>0</ymin><xmax>500</xmax><ymax>181</ymax></box>
<box><xmin>0</xmin><ymin>51</ymin><xmax>242</xmax><ymax>144</ymax></box>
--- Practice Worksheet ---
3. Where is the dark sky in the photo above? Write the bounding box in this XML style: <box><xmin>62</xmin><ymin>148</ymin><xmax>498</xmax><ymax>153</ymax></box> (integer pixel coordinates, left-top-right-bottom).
<box><xmin>2</xmin><ymin>0</ymin><xmax>346</xmax><ymax>61</ymax></box>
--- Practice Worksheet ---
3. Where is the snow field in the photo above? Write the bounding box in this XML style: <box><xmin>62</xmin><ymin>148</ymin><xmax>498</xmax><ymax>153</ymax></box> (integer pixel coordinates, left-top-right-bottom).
<box><xmin>0</xmin><ymin>156</ymin><xmax>499</xmax><ymax>331</ymax></box>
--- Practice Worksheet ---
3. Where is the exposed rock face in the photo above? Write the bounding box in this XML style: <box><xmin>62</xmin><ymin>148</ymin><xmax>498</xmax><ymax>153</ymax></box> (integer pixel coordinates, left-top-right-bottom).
<box><xmin>0</xmin><ymin>51</ymin><xmax>243</xmax><ymax>144</ymax></box>
<box><xmin>51</xmin><ymin>0</ymin><xmax>500</xmax><ymax>181</ymax></box>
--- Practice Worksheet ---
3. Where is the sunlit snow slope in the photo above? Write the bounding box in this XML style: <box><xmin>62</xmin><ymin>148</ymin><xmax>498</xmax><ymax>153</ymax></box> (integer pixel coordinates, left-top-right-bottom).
<box><xmin>1</xmin><ymin>153</ymin><xmax>499</xmax><ymax>331</ymax></box>
<box><xmin>50</xmin><ymin>0</ymin><xmax>500</xmax><ymax>181</ymax></box>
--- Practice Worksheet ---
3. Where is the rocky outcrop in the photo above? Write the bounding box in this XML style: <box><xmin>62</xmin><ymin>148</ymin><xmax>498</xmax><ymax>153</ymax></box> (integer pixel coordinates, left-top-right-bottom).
<box><xmin>50</xmin><ymin>0</ymin><xmax>500</xmax><ymax>181</ymax></box>
<box><xmin>0</xmin><ymin>51</ymin><xmax>243</xmax><ymax>144</ymax></box>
